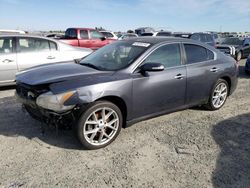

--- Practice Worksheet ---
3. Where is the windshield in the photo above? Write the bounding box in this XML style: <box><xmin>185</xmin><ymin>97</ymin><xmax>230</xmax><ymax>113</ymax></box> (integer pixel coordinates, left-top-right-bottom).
<box><xmin>80</xmin><ymin>41</ymin><xmax>150</xmax><ymax>71</ymax></box>
<box><xmin>222</xmin><ymin>38</ymin><xmax>244</xmax><ymax>45</ymax></box>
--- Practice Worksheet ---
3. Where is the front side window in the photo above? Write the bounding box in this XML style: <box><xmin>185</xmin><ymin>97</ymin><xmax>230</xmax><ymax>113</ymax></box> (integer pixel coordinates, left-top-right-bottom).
<box><xmin>184</xmin><ymin>44</ymin><xmax>214</xmax><ymax>64</ymax></box>
<box><xmin>101</xmin><ymin>32</ymin><xmax>113</xmax><ymax>38</ymax></box>
<box><xmin>18</xmin><ymin>38</ymin><xmax>50</xmax><ymax>52</ymax></box>
<box><xmin>80</xmin><ymin>41</ymin><xmax>150</xmax><ymax>71</ymax></box>
<box><xmin>190</xmin><ymin>34</ymin><xmax>200</xmax><ymax>41</ymax></box>
<box><xmin>0</xmin><ymin>38</ymin><xmax>13</xmax><ymax>54</ymax></box>
<box><xmin>90</xmin><ymin>31</ymin><xmax>103</xmax><ymax>39</ymax></box>
<box><xmin>143</xmin><ymin>43</ymin><xmax>181</xmax><ymax>68</ymax></box>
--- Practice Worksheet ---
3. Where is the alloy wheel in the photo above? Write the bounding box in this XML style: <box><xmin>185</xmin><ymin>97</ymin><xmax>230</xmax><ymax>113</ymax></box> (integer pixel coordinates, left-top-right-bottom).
<box><xmin>83</xmin><ymin>107</ymin><xmax>119</xmax><ymax>146</ymax></box>
<box><xmin>212</xmin><ymin>82</ymin><xmax>228</xmax><ymax>109</ymax></box>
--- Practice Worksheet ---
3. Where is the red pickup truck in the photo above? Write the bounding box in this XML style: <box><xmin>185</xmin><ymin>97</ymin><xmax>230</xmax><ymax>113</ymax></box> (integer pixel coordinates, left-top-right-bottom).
<box><xmin>59</xmin><ymin>28</ymin><xmax>115</xmax><ymax>50</ymax></box>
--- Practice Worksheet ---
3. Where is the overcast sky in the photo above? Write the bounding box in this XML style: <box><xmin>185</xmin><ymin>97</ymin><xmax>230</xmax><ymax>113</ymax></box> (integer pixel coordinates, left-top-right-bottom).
<box><xmin>0</xmin><ymin>0</ymin><xmax>249</xmax><ymax>32</ymax></box>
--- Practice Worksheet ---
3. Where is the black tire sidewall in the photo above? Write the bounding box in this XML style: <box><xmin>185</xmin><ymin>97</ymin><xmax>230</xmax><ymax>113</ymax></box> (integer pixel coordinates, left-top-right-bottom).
<box><xmin>208</xmin><ymin>79</ymin><xmax>229</xmax><ymax>111</ymax></box>
<box><xmin>76</xmin><ymin>101</ymin><xmax>123</xmax><ymax>150</ymax></box>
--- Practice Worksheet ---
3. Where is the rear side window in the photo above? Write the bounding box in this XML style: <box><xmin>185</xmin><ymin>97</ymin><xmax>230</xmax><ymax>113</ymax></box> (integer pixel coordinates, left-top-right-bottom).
<box><xmin>206</xmin><ymin>34</ymin><xmax>213</xmax><ymax>42</ymax></box>
<box><xmin>49</xmin><ymin>41</ymin><xmax>57</xmax><ymax>51</ymax></box>
<box><xmin>18</xmin><ymin>38</ymin><xmax>50</xmax><ymax>52</ymax></box>
<box><xmin>0</xmin><ymin>38</ymin><xmax>14</xmax><ymax>54</ymax></box>
<box><xmin>190</xmin><ymin>34</ymin><xmax>200</xmax><ymax>41</ymax></box>
<box><xmin>80</xmin><ymin>30</ymin><xmax>88</xmax><ymax>39</ymax></box>
<box><xmin>200</xmin><ymin>34</ymin><xmax>206</xmax><ymax>42</ymax></box>
<box><xmin>184</xmin><ymin>44</ymin><xmax>214</xmax><ymax>64</ymax></box>
<box><xmin>143</xmin><ymin>43</ymin><xmax>181</xmax><ymax>68</ymax></box>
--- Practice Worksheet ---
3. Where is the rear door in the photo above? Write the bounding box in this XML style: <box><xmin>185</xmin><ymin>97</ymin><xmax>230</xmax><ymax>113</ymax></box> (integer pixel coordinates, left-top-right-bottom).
<box><xmin>0</xmin><ymin>37</ymin><xmax>18</xmax><ymax>83</ymax></box>
<box><xmin>16</xmin><ymin>37</ymin><xmax>55</xmax><ymax>70</ymax></box>
<box><xmin>183</xmin><ymin>43</ymin><xmax>220</xmax><ymax>105</ymax></box>
<box><xmin>132</xmin><ymin>43</ymin><xmax>186</xmax><ymax>118</ymax></box>
<box><xmin>78</xmin><ymin>29</ymin><xmax>92</xmax><ymax>48</ymax></box>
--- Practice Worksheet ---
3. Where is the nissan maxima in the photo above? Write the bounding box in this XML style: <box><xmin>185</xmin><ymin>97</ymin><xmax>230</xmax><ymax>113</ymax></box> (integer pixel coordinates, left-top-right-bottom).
<box><xmin>15</xmin><ymin>37</ymin><xmax>238</xmax><ymax>149</ymax></box>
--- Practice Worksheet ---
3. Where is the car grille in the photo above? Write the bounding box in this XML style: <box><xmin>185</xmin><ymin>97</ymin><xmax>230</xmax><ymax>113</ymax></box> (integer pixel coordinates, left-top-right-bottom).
<box><xmin>16</xmin><ymin>83</ymin><xmax>49</xmax><ymax>100</ymax></box>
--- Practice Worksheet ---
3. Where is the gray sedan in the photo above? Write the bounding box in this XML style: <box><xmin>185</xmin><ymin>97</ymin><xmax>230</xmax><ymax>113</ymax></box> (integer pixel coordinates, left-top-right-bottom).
<box><xmin>16</xmin><ymin>37</ymin><xmax>238</xmax><ymax>149</ymax></box>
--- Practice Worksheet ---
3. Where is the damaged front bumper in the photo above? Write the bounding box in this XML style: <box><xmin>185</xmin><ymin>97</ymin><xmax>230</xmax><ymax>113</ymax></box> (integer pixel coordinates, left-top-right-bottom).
<box><xmin>16</xmin><ymin>93</ymin><xmax>79</xmax><ymax>129</ymax></box>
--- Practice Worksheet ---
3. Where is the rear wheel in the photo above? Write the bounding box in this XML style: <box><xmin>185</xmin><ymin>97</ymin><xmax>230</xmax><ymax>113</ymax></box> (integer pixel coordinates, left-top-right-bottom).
<box><xmin>76</xmin><ymin>101</ymin><xmax>122</xmax><ymax>149</ymax></box>
<box><xmin>205</xmin><ymin>79</ymin><xmax>229</xmax><ymax>110</ymax></box>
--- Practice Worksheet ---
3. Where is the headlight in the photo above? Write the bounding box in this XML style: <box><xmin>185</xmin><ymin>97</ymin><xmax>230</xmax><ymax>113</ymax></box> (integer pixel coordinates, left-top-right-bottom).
<box><xmin>36</xmin><ymin>91</ymin><xmax>76</xmax><ymax>112</ymax></box>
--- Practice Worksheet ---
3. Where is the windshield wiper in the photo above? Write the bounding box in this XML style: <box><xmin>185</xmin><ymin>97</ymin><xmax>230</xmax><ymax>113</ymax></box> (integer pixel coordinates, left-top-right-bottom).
<box><xmin>81</xmin><ymin>63</ymin><xmax>100</xmax><ymax>70</ymax></box>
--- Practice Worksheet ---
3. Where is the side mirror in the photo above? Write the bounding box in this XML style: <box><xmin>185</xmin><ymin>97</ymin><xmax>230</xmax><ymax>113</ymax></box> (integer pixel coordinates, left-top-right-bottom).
<box><xmin>100</xmin><ymin>37</ymin><xmax>106</xmax><ymax>41</ymax></box>
<box><xmin>140</xmin><ymin>63</ymin><xmax>165</xmax><ymax>72</ymax></box>
<box><xmin>244</xmin><ymin>43</ymin><xmax>250</xmax><ymax>47</ymax></box>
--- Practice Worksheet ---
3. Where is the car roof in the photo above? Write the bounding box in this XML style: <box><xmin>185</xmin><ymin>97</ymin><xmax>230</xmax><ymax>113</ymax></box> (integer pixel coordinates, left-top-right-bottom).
<box><xmin>124</xmin><ymin>36</ymin><xmax>194</xmax><ymax>45</ymax></box>
<box><xmin>0</xmin><ymin>34</ymin><xmax>60</xmax><ymax>43</ymax></box>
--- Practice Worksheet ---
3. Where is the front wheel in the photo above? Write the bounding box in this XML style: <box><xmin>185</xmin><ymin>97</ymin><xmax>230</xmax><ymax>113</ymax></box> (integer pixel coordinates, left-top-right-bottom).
<box><xmin>76</xmin><ymin>101</ymin><xmax>122</xmax><ymax>149</ymax></box>
<box><xmin>205</xmin><ymin>79</ymin><xmax>229</xmax><ymax>111</ymax></box>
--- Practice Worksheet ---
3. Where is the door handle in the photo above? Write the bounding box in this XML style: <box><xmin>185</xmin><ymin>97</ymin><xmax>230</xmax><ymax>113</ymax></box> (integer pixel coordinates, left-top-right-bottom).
<box><xmin>2</xmin><ymin>59</ymin><xmax>14</xmax><ymax>63</ymax></box>
<box><xmin>174</xmin><ymin>74</ymin><xmax>185</xmax><ymax>80</ymax></box>
<box><xmin>47</xmin><ymin>56</ymin><xmax>55</xmax><ymax>59</ymax></box>
<box><xmin>210</xmin><ymin>67</ymin><xmax>220</xmax><ymax>72</ymax></box>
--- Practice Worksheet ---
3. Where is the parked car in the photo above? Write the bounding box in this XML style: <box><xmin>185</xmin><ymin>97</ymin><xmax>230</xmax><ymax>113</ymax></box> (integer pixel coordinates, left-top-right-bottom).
<box><xmin>99</xmin><ymin>31</ymin><xmax>118</xmax><ymax>40</ymax></box>
<box><xmin>46</xmin><ymin>33</ymin><xmax>64</xmax><ymax>39</ymax></box>
<box><xmin>59</xmin><ymin>28</ymin><xmax>115</xmax><ymax>50</ymax></box>
<box><xmin>0</xmin><ymin>29</ymin><xmax>26</xmax><ymax>34</ymax></box>
<box><xmin>0</xmin><ymin>34</ymin><xmax>92</xmax><ymax>86</ymax></box>
<box><xmin>135</xmin><ymin>27</ymin><xmax>155</xmax><ymax>36</ymax></box>
<box><xmin>16</xmin><ymin>37</ymin><xmax>238</xmax><ymax>149</ymax></box>
<box><xmin>245</xmin><ymin>55</ymin><xmax>250</xmax><ymax>74</ymax></box>
<box><xmin>118</xmin><ymin>33</ymin><xmax>138</xmax><ymax>40</ymax></box>
<box><xmin>216</xmin><ymin>37</ymin><xmax>250</xmax><ymax>61</ymax></box>
<box><xmin>172</xmin><ymin>32</ymin><xmax>192</xmax><ymax>38</ymax></box>
<box><xmin>141</xmin><ymin>31</ymin><xmax>172</xmax><ymax>37</ymax></box>
<box><xmin>190</xmin><ymin>33</ymin><xmax>216</xmax><ymax>47</ymax></box>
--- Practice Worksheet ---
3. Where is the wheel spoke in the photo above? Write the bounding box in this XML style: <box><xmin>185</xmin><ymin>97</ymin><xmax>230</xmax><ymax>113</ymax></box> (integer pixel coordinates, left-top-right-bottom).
<box><xmin>106</xmin><ymin>125</ymin><xmax>117</xmax><ymax>131</ymax></box>
<box><xmin>89</xmin><ymin>131</ymin><xmax>97</xmax><ymax>142</ymax></box>
<box><xmin>98</xmin><ymin>131</ymin><xmax>104</xmax><ymax>143</ymax></box>
<box><xmin>107</xmin><ymin>118</ymin><xmax>118</xmax><ymax>127</ymax></box>
<box><xmin>105</xmin><ymin>111</ymin><xmax>113</xmax><ymax>121</ymax></box>
<box><xmin>103</xmin><ymin>132</ymin><xmax>111</xmax><ymax>139</ymax></box>
<box><xmin>101</xmin><ymin>108</ymin><xmax>106</xmax><ymax>122</ymax></box>
<box><xmin>84</xmin><ymin>128</ymin><xmax>98</xmax><ymax>135</ymax></box>
<box><xmin>93</xmin><ymin>112</ymin><xmax>98</xmax><ymax>122</ymax></box>
<box><xmin>86</xmin><ymin>121</ymin><xmax>98</xmax><ymax>125</ymax></box>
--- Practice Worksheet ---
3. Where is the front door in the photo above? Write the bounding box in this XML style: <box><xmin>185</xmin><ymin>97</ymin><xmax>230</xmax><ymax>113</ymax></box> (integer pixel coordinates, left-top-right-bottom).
<box><xmin>132</xmin><ymin>43</ymin><xmax>186</xmax><ymax>119</ymax></box>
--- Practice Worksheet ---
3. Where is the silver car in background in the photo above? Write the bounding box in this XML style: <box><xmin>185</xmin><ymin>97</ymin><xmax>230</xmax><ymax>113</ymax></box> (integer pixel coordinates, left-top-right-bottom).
<box><xmin>0</xmin><ymin>35</ymin><xmax>92</xmax><ymax>86</ymax></box>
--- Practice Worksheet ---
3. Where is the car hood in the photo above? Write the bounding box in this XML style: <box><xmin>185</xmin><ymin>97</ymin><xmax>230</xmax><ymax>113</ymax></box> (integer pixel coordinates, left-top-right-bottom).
<box><xmin>16</xmin><ymin>61</ymin><xmax>113</xmax><ymax>86</ymax></box>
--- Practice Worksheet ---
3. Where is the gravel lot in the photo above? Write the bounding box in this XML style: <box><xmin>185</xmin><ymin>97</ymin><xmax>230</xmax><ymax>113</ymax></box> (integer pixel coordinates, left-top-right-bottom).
<box><xmin>0</xmin><ymin>60</ymin><xmax>249</xmax><ymax>188</ymax></box>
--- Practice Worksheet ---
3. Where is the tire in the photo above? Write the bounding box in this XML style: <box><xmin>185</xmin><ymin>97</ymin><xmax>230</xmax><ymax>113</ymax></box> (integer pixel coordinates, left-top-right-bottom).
<box><xmin>76</xmin><ymin>101</ymin><xmax>122</xmax><ymax>149</ymax></box>
<box><xmin>205</xmin><ymin>79</ymin><xmax>229</xmax><ymax>111</ymax></box>
<box><xmin>236</xmin><ymin>51</ymin><xmax>242</xmax><ymax>61</ymax></box>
